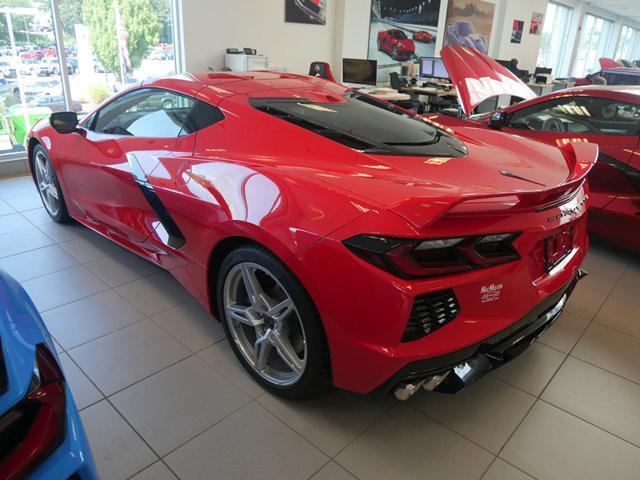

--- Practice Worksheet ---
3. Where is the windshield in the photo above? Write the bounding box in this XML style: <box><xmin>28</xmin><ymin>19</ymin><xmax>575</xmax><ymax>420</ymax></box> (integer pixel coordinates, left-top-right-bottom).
<box><xmin>250</xmin><ymin>93</ymin><xmax>467</xmax><ymax>157</ymax></box>
<box><xmin>393</xmin><ymin>30</ymin><xmax>408</xmax><ymax>40</ymax></box>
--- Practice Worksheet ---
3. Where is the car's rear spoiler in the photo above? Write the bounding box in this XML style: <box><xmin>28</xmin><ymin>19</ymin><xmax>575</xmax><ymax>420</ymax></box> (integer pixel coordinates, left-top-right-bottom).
<box><xmin>390</xmin><ymin>142</ymin><xmax>598</xmax><ymax>228</ymax></box>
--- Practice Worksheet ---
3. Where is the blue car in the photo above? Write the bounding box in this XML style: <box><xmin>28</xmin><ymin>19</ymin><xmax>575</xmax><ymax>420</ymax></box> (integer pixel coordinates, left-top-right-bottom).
<box><xmin>0</xmin><ymin>269</ymin><xmax>97</xmax><ymax>479</ymax></box>
<box><xmin>446</xmin><ymin>21</ymin><xmax>488</xmax><ymax>54</ymax></box>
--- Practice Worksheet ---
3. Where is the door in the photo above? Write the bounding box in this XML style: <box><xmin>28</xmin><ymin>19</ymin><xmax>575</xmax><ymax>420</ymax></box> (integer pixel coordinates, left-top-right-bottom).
<box><xmin>503</xmin><ymin>95</ymin><xmax>640</xmax><ymax>211</ymax></box>
<box><xmin>57</xmin><ymin>88</ymin><xmax>197</xmax><ymax>247</ymax></box>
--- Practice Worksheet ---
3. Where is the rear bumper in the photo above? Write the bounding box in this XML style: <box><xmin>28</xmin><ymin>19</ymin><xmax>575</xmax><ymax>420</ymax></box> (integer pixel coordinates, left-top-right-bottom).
<box><xmin>375</xmin><ymin>269</ymin><xmax>585</xmax><ymax>397</ymax></box>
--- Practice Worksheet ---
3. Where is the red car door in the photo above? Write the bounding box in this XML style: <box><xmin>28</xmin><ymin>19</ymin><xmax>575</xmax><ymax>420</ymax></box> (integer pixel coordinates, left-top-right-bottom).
<box><xmin>502</xmin><ymin>95</ymin><xmax>639</xmax><ymax>211</ymax></box>
<box><xmin>56</xmin><ymin>88</ymin><xmax>196</xmax><ymax>249</ymax></box>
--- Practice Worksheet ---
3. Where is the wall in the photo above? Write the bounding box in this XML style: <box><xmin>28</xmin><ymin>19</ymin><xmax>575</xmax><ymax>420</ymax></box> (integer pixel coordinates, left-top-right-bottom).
<box><xmin>494</xmin><ymin>0</ymin><xmax>550</xmax><ymax>71</ymax></box>
<box><xmin>180</xmin><ymin>0</ymin><xmax>339</xmax><ymax>74</ymax></box>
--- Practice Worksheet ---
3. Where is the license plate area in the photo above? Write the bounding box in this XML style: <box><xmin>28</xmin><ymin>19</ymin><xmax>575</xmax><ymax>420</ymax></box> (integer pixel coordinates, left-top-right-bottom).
<box><xmin>544</xmin><ymin>225</ymin><xmax>574</xmax><ymax>272</ymax></box>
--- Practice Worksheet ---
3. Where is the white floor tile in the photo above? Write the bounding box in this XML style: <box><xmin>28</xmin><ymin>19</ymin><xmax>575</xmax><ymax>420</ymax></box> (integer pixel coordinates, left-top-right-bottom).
<box><xmin>85</xmin><ymin>250</ymin><xmax>161</xmax><ymax>287</ymax></box>
<box><xmin>21</xmin><ymin>265</ymin><xmax>109</xmax><ymax>312</ymax></box>
<box><xmin>198</xmin><ymin>341</ymin><xmax>265</xmax><ymax>398</ymax></box>
<box><xmin>258</xmin><ymin>388</ymin><xmax>395</xmax><ymax>457</ymax></box>
<box><xmin>37</xmin><ymin>220</ymin><xmax>91</xmax><ymax>243</ymax></box>
<box><xmin>4</xmin><ymin>192</ymin><xmax>44</xmax><ymax>211</ymax></box>
<box><xmin>564</xmin><ymin>284</ymin><xmax>608</xmax><ymax>320</ymax></box>
<box><xmin>538</xmin><ymin>310</ymin><xmax>590</xmax><ymax>353</ymax></box>
<box><xmin>0</xmin><ymin>244</ymin><xmax>77</xmax><ymax>282</ymax></box>
<box><xmin>311</xmin><ymin>462</ymin><xmax>357</xmax><ymax>480</ymax></box>
<box><xmin>0</xmin><ymin>212</ymin><xmax>32</xmax><ymax>235</ymax></box>
<box><xmin>491</xmin><ymin>342</ymin><xmax>566</xmax><ymax>396</ymax></box>
<box><xmin>336</xmin><ymin>404</ymin><xmax>493</xmax><ymax>480</ymax></box>
<box><xmin>595</xmin><ymin>295</ymin><xmax>640</xmax><ymax>338</ymax></box>
<box><xmin>42</xmin><ymin>290</ymin><xmax>145</xmax><ymax>350</ymax></box>
<box><xmin>58</xmin><ymin>352</ymin><xmax>103</xmax><ymax>410</ymax></box>
<box><xmin>572</xmin><ymin>323</ymin><xmax>640</xmax><ymax>384</ymax></box>
<box><xmin>543</xmin><ymin>356</ymin><xmax>640</xmax><ymax>446</ymax></box>
<box><xmin>111</xmin><ymin>356</ymin><xmax>250</xmax><ymax>455</ymax></box>
<box><xmin>130</xmin><ymin>462</ymin><xmax>177</xmax><ymax>480</ymax></box>
<box><xmin>165</xmin><ymin>402</ymin><xmax>327</xmax><ymax>480</ymax></box>
<box><xmin>611</xmin><ymin>262</ymin><xmax>640</xmax><ymax>303</ymax></box>
<box><xmin>481</xmin><ymin>459</ymin><xmax>534</xmax><ymax>480</ymax></box>
<box><xmin>0</xmin><ymin>226</ymin><xmax>54</xmax><ymax>259</ymax></box>
<box><xmin>60</xmin><ymin>233</ymin><xmax>125</xmax><ymax>263</ymax></box>
<box><xmin>69</xmin><ymin>319</ymin><xmax>191</xmax><ymax>395</ymax></box>
<box><xmin>151</xmin><ymin>300</ymin><xmax>224</xmax><ymax>352</ymax></box>
<box><xmin>501</xmin><ymin>401</ymin><xmax>640</xmax><ymax>480</ymax></box>
<box><xmin>115</xmin><ymin>271</ymin><xmax>191</xmax><ymax>316</ymax></box>
<box><xmin>410</xmin><ymin>376</ymin><xmax>535</xmax><ymax>454</ymax></box>
<box><xmin>81</xmin><ymin>400</ymin><xmax>157</xmax><ymax>480</ymax></box>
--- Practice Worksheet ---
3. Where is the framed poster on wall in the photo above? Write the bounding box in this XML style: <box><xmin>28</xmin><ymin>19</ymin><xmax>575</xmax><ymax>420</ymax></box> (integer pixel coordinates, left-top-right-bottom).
<box><xmin>443</xmin><ymin>0</ymin><xmax>495</xmax><ymax>54</ymax></box>
<box><xmin>530</xmin><ymin>12</ymin><xmax>544</xmax><ymax>35</ymax></box>
<box><xmin>367</xmin><ymin>0</ymin><xmax>442</xmax><ymax>65</ymax></box>
<box><xmin>285</xmin><ymin>0</ymin><xmax>327</xmax><ymax>25</ymax></box>
<box><xmin>511</xmin><ymin>19</ymin><xmax>524</xmax><ymax>43</ymax></box>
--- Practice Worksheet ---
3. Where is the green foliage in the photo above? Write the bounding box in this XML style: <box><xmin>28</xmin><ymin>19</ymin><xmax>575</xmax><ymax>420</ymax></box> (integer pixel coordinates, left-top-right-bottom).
<box><xmin>82</xmin><ymin>0</ymin><xmax>161</xmax><ymax>78</ymax></box>
<box><xmin>88</xmin><ymin>82</ymin><xmax>109</xmax><ymax>103</ymax></box>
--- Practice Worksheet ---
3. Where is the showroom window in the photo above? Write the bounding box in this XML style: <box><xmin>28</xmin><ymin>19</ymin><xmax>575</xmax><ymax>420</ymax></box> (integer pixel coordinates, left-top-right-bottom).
<box><xmin>615</xmin><ymin>25</ymin><xmax>640</xmax><ymax>62</ymax></box>
<box><xmin>573</xmin><ymin>13</ymin><xmax>616</xmax><ymax>77</ymax></box>
<box><xmin>536</xmin><ymin>1</ymin><xmax>574</xmax><ymax>77</ymax></box>
<box><xmin>0</xmin><ymin>0</ymin><xmax>181</xmax><ymax>160</ymax></box>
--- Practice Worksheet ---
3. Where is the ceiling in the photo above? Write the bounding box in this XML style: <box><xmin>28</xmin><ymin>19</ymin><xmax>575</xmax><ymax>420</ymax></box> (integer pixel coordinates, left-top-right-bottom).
<box><xmin>587</xmin><ymin>0</ymin><xmax>640</xmax><ymax>25</ymax></box>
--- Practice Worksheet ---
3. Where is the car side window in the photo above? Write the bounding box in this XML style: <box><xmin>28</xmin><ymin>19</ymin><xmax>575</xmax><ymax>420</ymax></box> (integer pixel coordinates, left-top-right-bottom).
<box><xmin>509</xmin><ymin>96</ymin><xmax>640</xmax><ymax>135</ymax></box>
<box><xmin>90</xmin><ymin>88</ymin><xmax>224</xmax><ymax>137</ymax></box>
<box><xmin>92</xmin><ymin>88</ymin><xmax>194</xmax><ymax>137</ymax></box>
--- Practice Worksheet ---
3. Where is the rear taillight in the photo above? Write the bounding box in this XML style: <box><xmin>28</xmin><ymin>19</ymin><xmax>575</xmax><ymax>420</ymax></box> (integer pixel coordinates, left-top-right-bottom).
<box><xmin>0</xmin><ymin>343</ymin><xmax>66</xmax><ymax>480</ymax></box>
<box><xmin>343</xmin><ymin>233</ymin><xmax>521</xmax><ymax>278</ymax></box>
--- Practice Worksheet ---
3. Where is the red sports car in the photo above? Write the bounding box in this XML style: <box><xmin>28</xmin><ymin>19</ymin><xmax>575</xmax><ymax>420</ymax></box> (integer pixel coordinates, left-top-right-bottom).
<box><xmin>377</xmin><ymin>28</ymin><xmax>415</xmax><ymax>60</ymax></box>
<box><xmin>413</xmin><ymin>30</ymin><xmax>434</xmax><ymax>43</ymax></box>
<box><xmin>28</xmin><ymin>71</ymin><xmax>594</xmax><ymax>400</ymax></box>
<box><xmin>438</xmin><ymin>45</ymin><xmax>640</xmax><ymax>252</ymax></box>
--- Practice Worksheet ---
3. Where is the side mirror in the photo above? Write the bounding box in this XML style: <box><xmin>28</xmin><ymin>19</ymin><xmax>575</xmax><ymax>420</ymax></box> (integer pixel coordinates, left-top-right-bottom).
<box><xmin>50</xmin><ymin>111</ymin><xmax>79</xmax><ymax>134</ymax></box>
<box><xmin>488</xmin><ymin>110</ymin><xmax>506</xmax><ymax>130</ymax></box>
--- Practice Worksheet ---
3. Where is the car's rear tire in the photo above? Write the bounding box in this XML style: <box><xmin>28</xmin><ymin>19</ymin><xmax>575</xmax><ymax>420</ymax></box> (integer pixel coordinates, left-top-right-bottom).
<box><xmin>31</xmin><ymin>144</ymin><xmax>72</xmax><ymax>223</ymax></box>
<box><xmin>217</xmin><ymin>245</ymin><xmax>330</xmax><ymax>398</ymax></box>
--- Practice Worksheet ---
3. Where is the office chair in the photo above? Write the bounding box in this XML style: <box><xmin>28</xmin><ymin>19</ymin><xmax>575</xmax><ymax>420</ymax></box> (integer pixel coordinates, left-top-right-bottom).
<box><xmin>389</xmin><ymin>72</ymin><xmax>426</xmax><ymax>113</ymax></box>
<box><xmin>308</xmin><ymin>62</ymin><xmax>336</xmax><ymax>82</ymax></box>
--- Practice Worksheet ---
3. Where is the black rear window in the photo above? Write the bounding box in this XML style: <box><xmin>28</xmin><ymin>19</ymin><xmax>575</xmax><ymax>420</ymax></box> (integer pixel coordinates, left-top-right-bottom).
<box><xmin>250</xmin><ymin>93</ymin><xmax>466</xmax><ymax>157</ymax></box>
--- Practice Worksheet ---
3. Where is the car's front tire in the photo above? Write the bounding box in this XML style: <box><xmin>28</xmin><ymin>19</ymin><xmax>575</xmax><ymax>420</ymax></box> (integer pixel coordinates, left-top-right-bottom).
<box><xmin>217</xmin><ymin>245</ymin><xmax>330</xmax><ymax>398</ymax></box>
<box><xmin>31</xmin><ymin>144</ymin><xmax>72</xmax><ymax>223</ymax></box>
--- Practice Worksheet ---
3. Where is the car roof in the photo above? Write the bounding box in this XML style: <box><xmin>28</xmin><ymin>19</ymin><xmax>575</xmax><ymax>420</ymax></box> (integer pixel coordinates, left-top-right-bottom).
<box><xmin>565</xmin><ymin>85</ymin><xmax>640</xmax><ymax>98</ymax></box>
<box><xmin>143</xmin><ymin>71</ymin><xmax>350</xmax><ymax>104</ymax></box>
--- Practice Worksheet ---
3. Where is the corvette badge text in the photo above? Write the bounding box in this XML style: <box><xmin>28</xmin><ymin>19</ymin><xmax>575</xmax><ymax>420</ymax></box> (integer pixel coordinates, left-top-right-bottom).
<box><xmin>481</xmin><ymin>283</ymin><xmax>503</xmax><ymax>303</ymax></box>
<box><xmin>547</xmin><ymin>194</ymin><xmax>588</xmax><ymax>223</ymax></box>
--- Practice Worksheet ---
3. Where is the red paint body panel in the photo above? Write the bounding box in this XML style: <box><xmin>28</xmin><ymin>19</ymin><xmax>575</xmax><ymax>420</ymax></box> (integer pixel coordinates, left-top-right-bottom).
<box><xmin>28</xmin><ymin>71</ymin><xmax>596</xmax><ymax>394</ymax></box>
<box><xmin>441</xmin><ymin>45</ymin><xmax>536</xmax><ymax>115</ymax></box>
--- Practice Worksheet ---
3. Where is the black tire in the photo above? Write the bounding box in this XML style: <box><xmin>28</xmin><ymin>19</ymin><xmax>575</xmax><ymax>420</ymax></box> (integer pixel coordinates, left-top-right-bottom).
<box><xmin>31</xmin><ymin>144</ymin><xmax>72</xmax><ymax>223</ymax></box>
<box><xmin>217</xmin><ymin>245</ymin><xmax>331</xmax><ymax>398</ymax></box>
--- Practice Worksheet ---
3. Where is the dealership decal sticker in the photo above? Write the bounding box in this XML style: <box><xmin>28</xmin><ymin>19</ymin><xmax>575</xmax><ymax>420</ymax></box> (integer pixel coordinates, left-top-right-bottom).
<box><xmin>480</xmin><ymin>283</ymin><xmax>503</xmax><ymax>303</ymax></box>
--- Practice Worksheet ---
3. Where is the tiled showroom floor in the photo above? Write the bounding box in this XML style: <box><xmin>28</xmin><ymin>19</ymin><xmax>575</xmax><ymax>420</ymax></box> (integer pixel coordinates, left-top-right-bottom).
<box><xmin>1</xmin><ymin>173</ymin><xmax>639</xmax><ymax>480</ymax></box>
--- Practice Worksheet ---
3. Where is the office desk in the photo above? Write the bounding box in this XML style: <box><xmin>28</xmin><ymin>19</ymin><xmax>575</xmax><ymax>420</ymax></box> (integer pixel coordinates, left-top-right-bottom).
<box><xmin>402</xmin><ymin>86</ymin><xmax>458</xmax><ymax>97</ymax></box>
<box><xmin>360</xmin><ymin>87</ymin><xmax>410</xmax><ymax>101</ymax></box>
<box><xmin>527</xmin><ymin>83</ymin><xmax>554</xmax><ymax>96</ymax></box>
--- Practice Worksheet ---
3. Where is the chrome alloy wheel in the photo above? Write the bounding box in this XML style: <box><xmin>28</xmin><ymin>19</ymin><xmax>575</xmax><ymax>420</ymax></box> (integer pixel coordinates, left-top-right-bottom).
<box><xmin>33</xmin><ymin>149</ymin><xmax>59</xmax><ymax>216</ymax></box>
<box><xmin>223</xmin><ymin>262</ymin><xmax>307</xmax><ymax>386</ymax></box>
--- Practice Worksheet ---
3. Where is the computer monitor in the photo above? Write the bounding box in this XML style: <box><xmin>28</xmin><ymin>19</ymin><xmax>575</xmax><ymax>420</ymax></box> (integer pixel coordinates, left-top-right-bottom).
<box><xmin>535</xmin><ymin>66</ymin><xmax>552</xmax><ymax>75</ymax></box>
<box><xmin>342</xmin><ymin>58</ymin><xmax>377</xmax><ymax>86</ymax></box>
<box><xmin>496</xmin><ymin>59</ymin><xmax>512</xmax><ymax>69</ymax></box>
<box><xmin>419</xmin><ymin>57</ymin><xmax>434</xmax><ymax>77</ymax></box>
<box><xmin>433</xmin><ymin>58</ymin><xmax>449</xmax><ymax>80</ymax></box>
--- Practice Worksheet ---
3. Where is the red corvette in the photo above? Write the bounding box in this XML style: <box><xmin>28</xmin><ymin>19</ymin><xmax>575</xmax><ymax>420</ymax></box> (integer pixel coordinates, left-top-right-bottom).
<box><xmin>413</xmin><ymin>30</ymin><xmax>434</xmax><ymax>43</ymax></box>
<box><xmin>28</xmin><ymin>71</ymin><xmax>594</xmax><ymax>400</ymax></box>
<box><xmin>377</xmin><ymin>28</ymin><xmax>415</xmax><ymax>60</ymax></box>
<box><xmin>439</xmin><ymin>45</ymin><xmax>640</xmax><ymax>252</ymax></box>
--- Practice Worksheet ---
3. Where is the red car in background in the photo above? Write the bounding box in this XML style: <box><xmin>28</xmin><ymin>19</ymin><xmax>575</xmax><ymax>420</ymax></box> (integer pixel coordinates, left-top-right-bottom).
<box><xmin>378</xmin><ymin>28</ymin><xmax>415</xmax><ymax>60</ymax></box>
<box><xmin>438</xmin><ymin>45</ymin><xmax>640</xmax><ymax>252</ymax></box>
<box><xmin>413</xmin><ymin>30</ymin><xmax>434</xmax><ymax>43</ymax></box>
<box><xmin>27</xmin><ymin>71</ymin><xmax>593</xmax><ymax>400</ymax></box>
